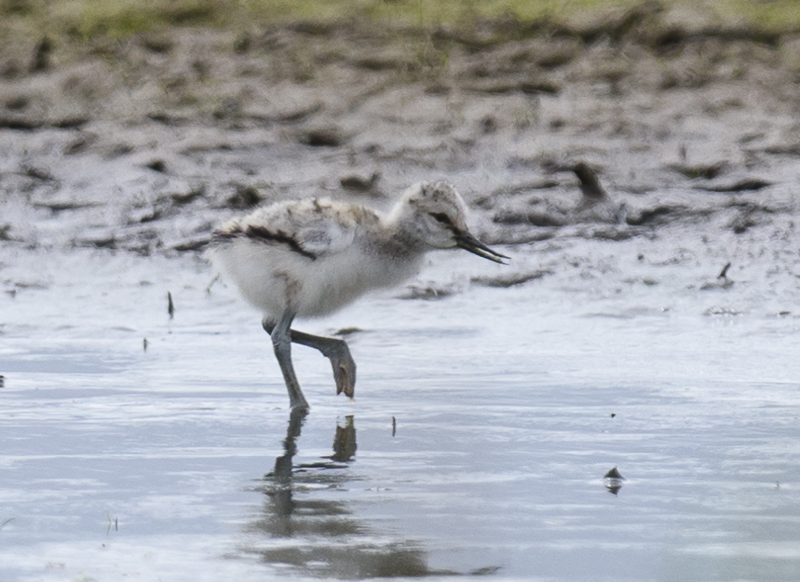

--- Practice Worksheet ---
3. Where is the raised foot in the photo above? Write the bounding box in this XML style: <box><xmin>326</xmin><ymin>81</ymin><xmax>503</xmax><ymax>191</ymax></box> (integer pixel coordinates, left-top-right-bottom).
<box><xmin>326</xmin><ymin>341</ymin><xmax>357</xmax><ymax>398</ymax></box>
<box><xmin>264</xmin><ymin>317</ymin><xmax>356</xmax><ymax>400</ymax></box>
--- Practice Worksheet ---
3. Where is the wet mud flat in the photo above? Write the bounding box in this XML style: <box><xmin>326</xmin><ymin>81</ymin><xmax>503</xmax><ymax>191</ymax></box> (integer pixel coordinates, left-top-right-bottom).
<box><xmin>4</xmin><ymin>6</ymin><xmax>800</xmax><ymax>581</ymax></box>
<box><xmin>3</xmin><ymin>4</ymin><xmax>800</xmax><ymax>256</ymax></box>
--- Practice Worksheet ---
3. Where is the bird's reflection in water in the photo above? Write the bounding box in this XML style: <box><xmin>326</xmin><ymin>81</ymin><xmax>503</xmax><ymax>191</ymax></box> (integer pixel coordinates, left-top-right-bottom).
<box><xmin>245</xmin><ymin>409</ymin><xmax>437</xmax><ymax>578</ymax></box>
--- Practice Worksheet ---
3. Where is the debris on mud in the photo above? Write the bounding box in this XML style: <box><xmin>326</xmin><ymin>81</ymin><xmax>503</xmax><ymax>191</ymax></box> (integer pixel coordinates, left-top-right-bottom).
<box><xmin>694</xmin><ymin>178</ymin><xmax>772</xmax><ymax>193</ymax></box>
<box><xmin>340</xmin><ymin>172</ymin><xmax>380</xmax><ymax>193</ymax></box>
<box><xmin>471</xmin><ymin>270</ymin><xmax>551</xmax><ymax>288</ymax></box>
<box><xmin>398</xmin><ymin>283</ymin><xmax>462</xmax><ymax>301</ymax></box>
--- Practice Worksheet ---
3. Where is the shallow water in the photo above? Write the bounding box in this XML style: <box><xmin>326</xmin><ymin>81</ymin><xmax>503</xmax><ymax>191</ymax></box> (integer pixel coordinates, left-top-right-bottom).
<box><xmin>2</xmin><ymin>243</ymin><xmax>800</xmax><ymax>582</ymax></box>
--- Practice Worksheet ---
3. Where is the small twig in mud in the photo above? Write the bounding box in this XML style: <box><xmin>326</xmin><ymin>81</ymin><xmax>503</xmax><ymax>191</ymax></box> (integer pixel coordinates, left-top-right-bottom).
<box><xmin>718</xmin><ymin>262</ymin><xmax>732</xmax><ymax>280</ymax></box>
<box><xmin>106</xmin><ymin>513</ymin><xmax>118</xmax><ymax>535</ymax></box>
<box><xmin>30</xmin><ymin>36</ymin><xmax>52</xmax><ymax>73</ymax></box>
<box><xmin>572</xmin><ymin>161</ymin><xmax>607</xmax><ymax>199</ymax></box>
<box><xmin>167</xmin><ymin>291</ymin><xmax>175</xmax><ymax>319</ymax></box>
<box><xmin>143</xmin><ymin>337</ymin><xmax>148</xmax><ymax>352</ymax></box>
<box><xmin>0</xmin><ymin>375</ymin><xmax>5</xmax><ymax>388</ymax></box>
<box><xmin>205</xmin><ymin>274</ymin><xmax>220</xmax><ymax>294</ymax></box>
<box><xmin>392</xmin><ymin>416</ymin><xmax>397</xmax><ymax>437</ymax></box>
<box><xmin>0</xmin><ymin>517</ymin><xmax>15</xmax><ymax>530</ymax></box>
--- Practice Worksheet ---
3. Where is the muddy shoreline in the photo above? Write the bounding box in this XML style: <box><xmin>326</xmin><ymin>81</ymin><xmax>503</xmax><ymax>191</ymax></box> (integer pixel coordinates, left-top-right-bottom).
<box><xmin>2</xmin><ymin>6</ymin><xmax>800</xmax><ymax>290</ymax></box>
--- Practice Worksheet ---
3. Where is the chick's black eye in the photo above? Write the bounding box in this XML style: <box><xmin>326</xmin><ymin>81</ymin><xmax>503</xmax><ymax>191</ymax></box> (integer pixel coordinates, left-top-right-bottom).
<box><xmin>430</xmin><ymin>212</ymin><xmax>451</xmax><ymax>225</ymax></box>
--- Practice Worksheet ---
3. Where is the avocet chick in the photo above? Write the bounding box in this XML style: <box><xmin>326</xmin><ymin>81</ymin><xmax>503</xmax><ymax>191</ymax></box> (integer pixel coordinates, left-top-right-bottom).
<box><xmin>209</xmin><ymin>181</ymin><xmax>508</xmax><ymax>409</ymax></box>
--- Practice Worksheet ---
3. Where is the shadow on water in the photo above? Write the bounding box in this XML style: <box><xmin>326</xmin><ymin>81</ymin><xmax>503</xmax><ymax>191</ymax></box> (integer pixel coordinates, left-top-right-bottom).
<box><xmin>243</xmin><ymin>409</ymin><xmax>497</xmax><ymax>579</ymax></box>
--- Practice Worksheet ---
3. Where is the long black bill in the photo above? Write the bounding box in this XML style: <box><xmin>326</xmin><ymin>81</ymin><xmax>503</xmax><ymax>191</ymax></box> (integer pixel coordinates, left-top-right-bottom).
<box><xmin>455</xmin><ymin>230</ymin><xmax>509</xmax><ymax>264</ymax></box>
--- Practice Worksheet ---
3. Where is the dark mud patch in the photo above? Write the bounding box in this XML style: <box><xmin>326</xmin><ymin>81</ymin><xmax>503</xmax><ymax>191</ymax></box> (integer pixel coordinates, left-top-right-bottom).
<box><xmin>694</xmin><ymin>178</ymin><xmax>772</xmax><ymax>193</ymax></box>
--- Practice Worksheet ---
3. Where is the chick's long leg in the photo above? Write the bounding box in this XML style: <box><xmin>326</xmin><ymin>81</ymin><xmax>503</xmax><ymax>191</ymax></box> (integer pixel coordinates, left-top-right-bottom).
<box><xmin>268</xmin><ymin>310</ymin><xmax>310</xmax><ymax>410</ymax></box>
<box><xmin>263</xmin><ymin>318</ymin><xmax>356</xmax><ymax>398</ymax></box>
